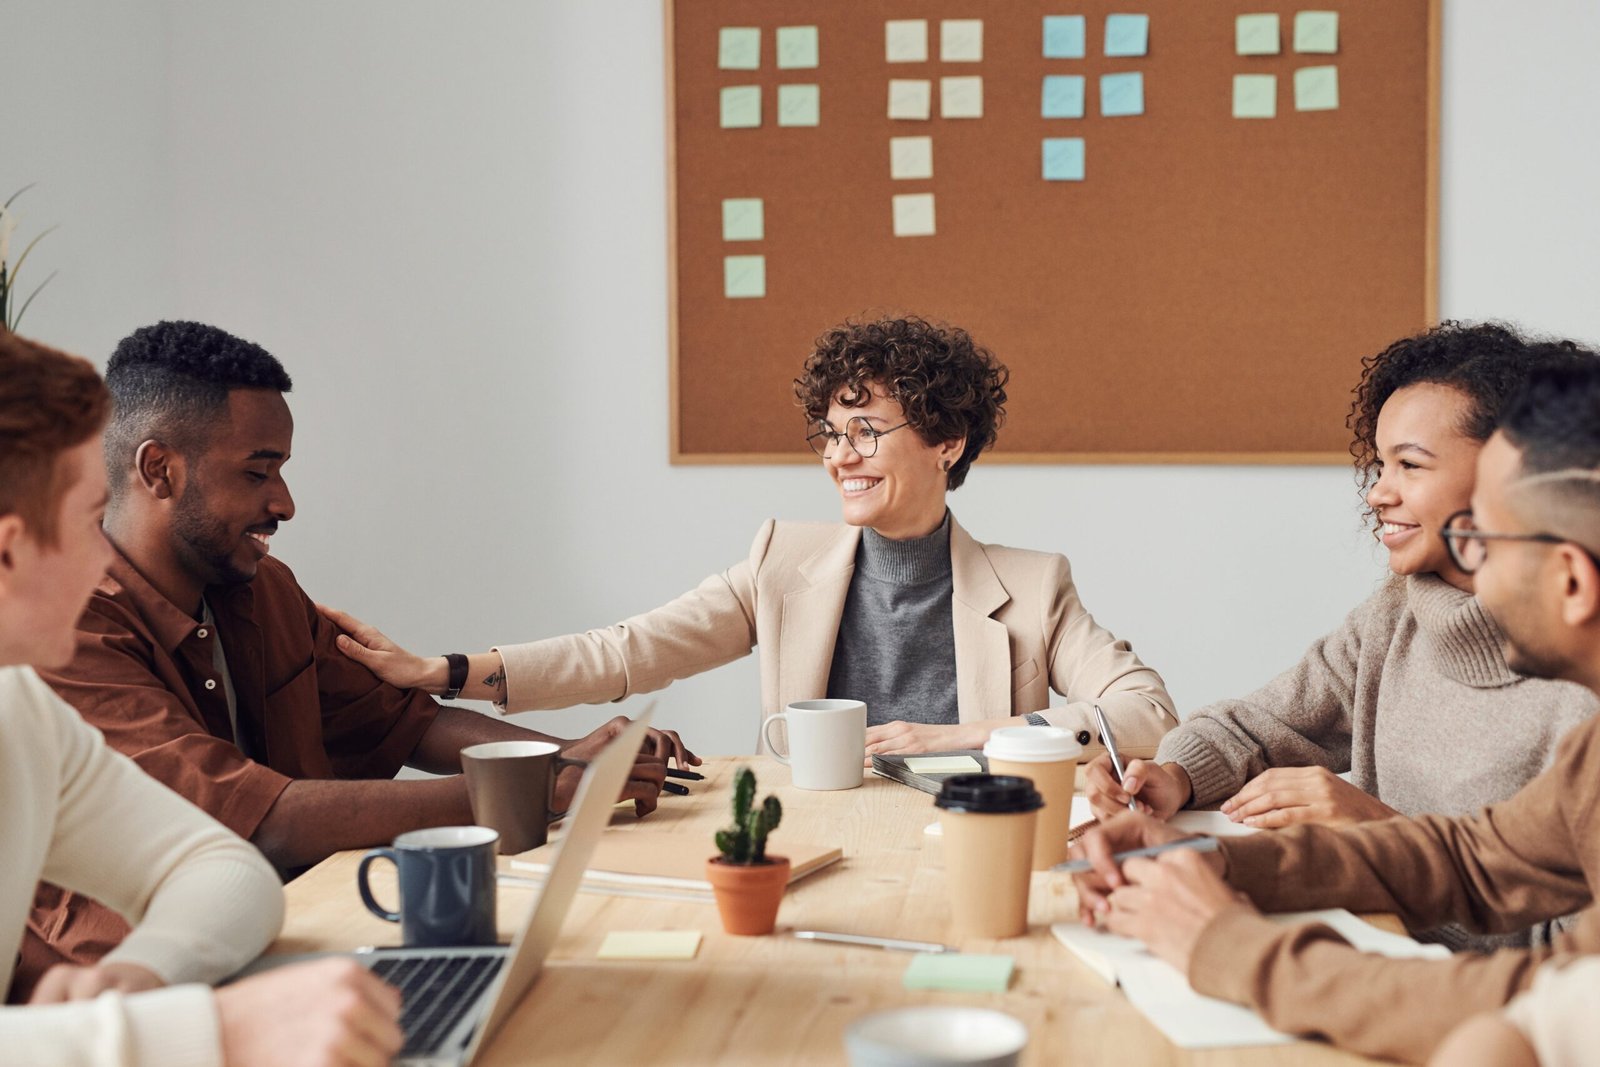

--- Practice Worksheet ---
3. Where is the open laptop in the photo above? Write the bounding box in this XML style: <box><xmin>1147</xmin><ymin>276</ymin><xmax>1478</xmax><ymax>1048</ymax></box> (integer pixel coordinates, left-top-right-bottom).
<box><xmin>243</xmin><ymin>707</ymin><xmax>656</xmax><ymax>1066</ymax></box>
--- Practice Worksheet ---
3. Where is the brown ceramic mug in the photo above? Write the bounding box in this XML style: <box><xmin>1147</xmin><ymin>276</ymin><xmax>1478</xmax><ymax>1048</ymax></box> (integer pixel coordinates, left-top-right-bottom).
<box><xmin>459</xmin><ymin>740</ymin><xmax>588</xmax><ymax>854</ymax></box>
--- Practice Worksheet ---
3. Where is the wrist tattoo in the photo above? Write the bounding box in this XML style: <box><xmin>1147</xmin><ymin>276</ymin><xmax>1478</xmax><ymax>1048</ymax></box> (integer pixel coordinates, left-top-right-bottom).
<box><xmin>481</xmin><ymin>669</ymin><xmax>505</xmax><ymax>691</ymax></box>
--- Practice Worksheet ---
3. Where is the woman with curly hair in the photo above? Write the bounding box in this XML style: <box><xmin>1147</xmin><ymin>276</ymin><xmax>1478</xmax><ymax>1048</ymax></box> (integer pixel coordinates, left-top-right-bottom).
<box><xmin>1083</xmin><ymin>321</ymin><xmax>1597</xmax><ymax>950</ymax></box>
<box><xmin>323</xmin><ymin>315</ymin><xmax>1177</xmax><ymax>760</ymax></box>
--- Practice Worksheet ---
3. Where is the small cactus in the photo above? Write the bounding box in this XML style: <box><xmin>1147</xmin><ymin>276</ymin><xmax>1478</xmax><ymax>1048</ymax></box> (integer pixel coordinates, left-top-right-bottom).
<box><xmin>715</xmin><ymin>767</ymin><xmax>783</xmax><ymax>865</ymax></box>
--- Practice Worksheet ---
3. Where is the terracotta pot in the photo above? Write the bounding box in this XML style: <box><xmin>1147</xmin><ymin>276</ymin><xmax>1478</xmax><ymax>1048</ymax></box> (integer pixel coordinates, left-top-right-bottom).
<box><xmin>705</xmin><ymin>855</ymin><xmax>791</xmax><ymax>935</ymax></box>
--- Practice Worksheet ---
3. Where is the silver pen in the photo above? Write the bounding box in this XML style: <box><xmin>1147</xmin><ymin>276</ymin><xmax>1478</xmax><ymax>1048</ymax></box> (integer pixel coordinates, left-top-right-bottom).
<box><xmin>1094</xmin><ymin>703</ymin><xmax>1137</xmax><ymax>812</ymax></box>
<box><xmin>793</xmin><ymin>930</ymin><xmax>951</xmax><ymax>953</ymax></box>
<box><xmin>1051</xmin><ymin>835</ymin><xmax>1220</xmax><ymax>873</ymax></box>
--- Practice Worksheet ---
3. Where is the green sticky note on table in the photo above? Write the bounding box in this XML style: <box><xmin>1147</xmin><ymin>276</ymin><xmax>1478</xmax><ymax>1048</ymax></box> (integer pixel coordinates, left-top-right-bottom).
<box><xmin>1103</xmin><ymin>14</ymin><xmax>1148</xmax><ymax>57</ymax></box>
<box><xmin>718</xmin><ymin>27</ymin><xmax>760</xmax><ymax>70</ymax></box>
<box><xmin>598</xmin><ymin>931</ymin><xmax>702</xmax><ymax>961</ymax></box>
<box><xmin>776</xmin><ymin>25</ymin><xmax>819</xmax><ymax>69</ymax></box>
<box><xmin>1232</xmin><ymin>73</ymin><xmax>1277</xmax><ymax>119</ymax></box>
<box><xmin>1294</xmin><ymin>11</ymin><xmax>1339</xmax><ymax>54</ymax></box>
<box><xmin>1294</xmin><ymin>65</ymin><xmax>1339</xmax><ymax>111</ymax></box>
<box><xmin>721</xmin><ymin>198</ymin><xmax>763</xmax><ymax>242</ymax></box>
<box><xmin>723</xmin><ymin>255</ymin><xmax>765</xmax><ymax>299</ymax></box>
<box><xmin>1099</xmin><ymin>72</ymin><xmax>1144</xmax><ymax>117</ymax></box>
<box><xmin>778</xmin><ymin>84</ymin><xmax>820</xmax><ymax>127</ymax></box>
<box><xmin>903</xmin><ymin>953</ymin><xmax>1014</xmax><ymax>993</ymax></box>
<box><xmin>906</xmin><ymin>756</ymin><xmax>982</xmax><ymax>774</ymax></box>
<box><xmin>1235</xmin><ymin>13</ymin><xmax>1280</xmax><ymax>55</ymax></box>
<box><xmin>720</xmin><ymin>86</ymin><xmax>761</xmax><ymax>129</ymax></box>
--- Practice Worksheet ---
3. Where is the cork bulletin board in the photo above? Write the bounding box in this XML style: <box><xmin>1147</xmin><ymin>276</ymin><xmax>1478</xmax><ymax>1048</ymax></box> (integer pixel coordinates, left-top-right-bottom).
<box><xmin>667</xmin><ymin>1</ymin><xmax>1440</xmax><ymax>463</ymax></box>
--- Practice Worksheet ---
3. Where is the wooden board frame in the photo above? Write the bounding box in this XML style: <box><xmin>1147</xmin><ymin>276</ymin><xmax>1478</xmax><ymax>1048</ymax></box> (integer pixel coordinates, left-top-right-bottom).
<box><xmin>666</xmin><ymin>1</ymin><xmax>1441</xmax><ymax>465</ymax></box>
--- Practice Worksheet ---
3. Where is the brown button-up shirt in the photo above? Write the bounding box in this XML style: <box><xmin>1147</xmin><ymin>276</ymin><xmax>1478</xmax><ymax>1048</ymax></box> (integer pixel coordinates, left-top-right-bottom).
<box><xmin>18</xmin><ymin>547</ymin><xmax>439</xmax><ymax>990</ymax></box>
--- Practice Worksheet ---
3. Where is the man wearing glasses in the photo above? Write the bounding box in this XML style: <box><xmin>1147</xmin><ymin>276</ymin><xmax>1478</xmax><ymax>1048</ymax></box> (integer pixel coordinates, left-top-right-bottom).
<box><xmin>1068</xmin><ymin>355</ymin><xmax>1600</xmax><ymax>1065</ymax></box>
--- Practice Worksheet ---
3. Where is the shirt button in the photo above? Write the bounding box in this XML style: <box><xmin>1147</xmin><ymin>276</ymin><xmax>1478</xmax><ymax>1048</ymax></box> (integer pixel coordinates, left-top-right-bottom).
<box><xmin>204</xmin><ymin>679</ymin><xmax>217</xmax><ymax>691</ymax></box>
<box><xmin>1077</xmin><ymin>730</ymin><xmax>1092</xmax><ymax>746</ymax></box>
<box><xmin>197</xmin><ymin>628</ymin><xmax>209</xmax><ymax>639</ymax></box>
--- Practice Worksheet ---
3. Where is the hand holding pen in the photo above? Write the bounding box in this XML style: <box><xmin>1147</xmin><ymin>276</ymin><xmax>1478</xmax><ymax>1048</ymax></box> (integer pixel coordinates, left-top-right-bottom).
<box><xmin>1092</xmin><ymin>704</ymin><xmax>1137</xmax><ymax>813</ymax></box>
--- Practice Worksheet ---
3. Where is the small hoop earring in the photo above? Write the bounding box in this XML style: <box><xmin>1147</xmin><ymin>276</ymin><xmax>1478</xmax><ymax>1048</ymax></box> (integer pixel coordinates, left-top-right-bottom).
<box><xmin>942</xmin><ymin>461</ymin><xmax>951</xmax><ymax>472</ymax></box>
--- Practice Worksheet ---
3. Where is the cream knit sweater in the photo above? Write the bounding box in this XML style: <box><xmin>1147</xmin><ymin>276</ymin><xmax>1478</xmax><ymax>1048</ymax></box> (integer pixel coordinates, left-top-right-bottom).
<box><xmin>0</xmin><ymin>666</ymin><xmax>284</xmax><ymax>1065</ymax></box>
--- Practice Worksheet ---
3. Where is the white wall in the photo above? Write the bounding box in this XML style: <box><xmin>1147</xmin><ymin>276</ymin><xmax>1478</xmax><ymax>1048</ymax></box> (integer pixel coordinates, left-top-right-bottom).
<box><xmin>7</xmin><ymin>1</ymin><xmax>1598</xmax><ymax>755</ymax></box>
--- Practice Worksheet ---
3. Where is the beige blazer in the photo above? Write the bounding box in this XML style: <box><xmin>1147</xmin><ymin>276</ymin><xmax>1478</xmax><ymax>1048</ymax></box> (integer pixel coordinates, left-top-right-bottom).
<box><xmin>495</xmin><ymin>516</ymin><xmax>1176</xmax><ymax>755</ymax></box>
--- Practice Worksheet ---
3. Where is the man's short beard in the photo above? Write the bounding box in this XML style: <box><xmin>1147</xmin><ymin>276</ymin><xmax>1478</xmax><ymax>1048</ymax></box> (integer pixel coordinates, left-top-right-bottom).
<box><xmin>171</xmin><ymin>475</ymin><xmax>252</xmax><ymax>587</ymax></box>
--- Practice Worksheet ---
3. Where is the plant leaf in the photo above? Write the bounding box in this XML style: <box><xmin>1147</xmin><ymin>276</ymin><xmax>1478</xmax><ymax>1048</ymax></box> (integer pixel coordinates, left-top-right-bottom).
<box><xmin>11</xmin><ymin>271</ymin><xmax>56</xmax><ymax>330</ymax></box>
<box><xmin>3</xmin><ymin>183</ymin><xmax>36</xmax><ymax>211</ymax></box>
<box><xmin>7</xmin><ymin>224</ymin><xmax>59</xmax><ymax>288</ymax></box>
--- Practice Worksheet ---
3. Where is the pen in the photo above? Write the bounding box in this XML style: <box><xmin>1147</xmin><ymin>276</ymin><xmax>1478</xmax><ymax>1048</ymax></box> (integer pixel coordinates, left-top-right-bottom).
<box><xmin>1050</xmin><ymin>834</ymin><xmax>1220</xmax><ymax>873</ymax></box>
<box><xmin>1094</xmin><ymin>703</ymin><xmax>1136</xmax><ymax>813</ymax></box>
<box><xmin>662</xmin><ymin>781</ymin><xmax>690</xmax><ymax>796</ymax></box>
<box><xmin>665</xmin><ymin>767</ymin><xmax>705</xmax><ymax>781</ymax></box>
<box><xmin>793</xmin><ymin>930</ymin><xmax>951</xmax><ymax>953</ymax></box>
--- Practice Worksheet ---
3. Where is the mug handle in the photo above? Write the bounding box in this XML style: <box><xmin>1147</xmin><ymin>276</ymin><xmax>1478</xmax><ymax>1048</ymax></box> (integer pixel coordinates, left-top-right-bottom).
<box><xmin>761</xmin><ymin>712</ymin><xmax>791</xmax><ymax>765</ymax></box>
<box><xmin>547</xmin><ymin>755</ymin><xmax>589</xmax><ymax>820</ymax></box>
<box><xmin>356</xmin><ymin>848</ymin><xmax>402</xmax><ymax>923</ymax></box>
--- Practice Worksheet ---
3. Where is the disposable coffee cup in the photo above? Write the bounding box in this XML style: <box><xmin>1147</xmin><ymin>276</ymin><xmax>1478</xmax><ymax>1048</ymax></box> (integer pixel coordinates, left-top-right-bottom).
<box><xmin>761</xmin><ymin>699</ymin><xmax>866</xmax><ymax>791</ymax></box>
<box><xmin>983</xmin><ymin>726</ymin><xmax>1084</xmax><ymax>870</ymax></box>
<box><xmin>934</xmin><ymin>774</ymin><xmax>1043</xmax><ymax>939</ymax></box>
<box><xmin>845</xmin><ymin>1006</ymin><xmax>1028</xmax><ymax>1067</ymax></box>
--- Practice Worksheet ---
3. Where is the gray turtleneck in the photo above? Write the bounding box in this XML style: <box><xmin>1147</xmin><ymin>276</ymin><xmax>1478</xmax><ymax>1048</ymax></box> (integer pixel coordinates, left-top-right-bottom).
<box><xmin>1157</xmin><ymin>572</ymin><xmax>1599</xmax><ymax>951</ymax></box>
<box><xmin>826</xmin><ymin>514</ymin><xmax>958</xmax><ymax>726</ymax></box>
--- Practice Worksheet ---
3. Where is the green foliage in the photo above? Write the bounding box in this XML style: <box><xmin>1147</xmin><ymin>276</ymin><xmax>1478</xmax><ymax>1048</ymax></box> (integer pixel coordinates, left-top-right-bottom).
<box><xmin>714</xmin><ymin>767</ymin><xmax>783</xmax><ymax>865</ymax></box>
<box><xmin>0</xmin><ymin>185</ymin><xmax>59</xmax><ymax>332</ymax></box>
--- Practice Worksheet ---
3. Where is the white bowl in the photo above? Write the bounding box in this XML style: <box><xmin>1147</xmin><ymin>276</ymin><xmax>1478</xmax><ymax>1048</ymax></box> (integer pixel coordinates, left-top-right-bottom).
<box><xmin>845</xmin><ymin>1007</ymin><xmax>1028</xmax><ymax>1067</ymax></box>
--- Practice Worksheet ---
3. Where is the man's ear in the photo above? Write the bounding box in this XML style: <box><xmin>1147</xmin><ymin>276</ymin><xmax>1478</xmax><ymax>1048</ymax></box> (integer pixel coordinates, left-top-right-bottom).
<box><xmin>134</xmin><ymin>440</ymin><xmax>185</xmax><ymax>501</ymax></box>
<box><xmin>1558</xmin><ymin>545</ymin><xmax>1600</xmax><ymax>628</ymax></box>
<box><xmin>0</xmin><ymin>514</ymin><xmax>28</xmax><ymax>599</ymax></box>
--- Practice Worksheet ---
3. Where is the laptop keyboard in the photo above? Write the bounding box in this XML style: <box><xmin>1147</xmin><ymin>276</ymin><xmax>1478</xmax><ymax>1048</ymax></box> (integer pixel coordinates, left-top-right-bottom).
<box><xmin>371</xmin><ymin>953</ymin><xmax>507</xmax><ymax>1057</ymax></box>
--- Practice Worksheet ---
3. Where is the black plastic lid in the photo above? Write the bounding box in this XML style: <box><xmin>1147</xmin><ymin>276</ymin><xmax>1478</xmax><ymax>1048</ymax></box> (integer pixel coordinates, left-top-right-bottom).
<box><xmin>933</xmin><ymin>773</ymin><xmax>1043</xmax><ymax>814</ymax></box>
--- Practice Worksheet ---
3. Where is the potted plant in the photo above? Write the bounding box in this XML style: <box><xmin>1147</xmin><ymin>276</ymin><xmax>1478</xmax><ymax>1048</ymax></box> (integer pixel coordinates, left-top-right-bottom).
<box><xmin>0</xmin><ymin>184</ymin><xmax>58</xmax><ymax>331</ymax></box>
<box><xmin>705</xmin><ymin>767</ymin><xmax>789</xmax><ymax>935</ymax></box>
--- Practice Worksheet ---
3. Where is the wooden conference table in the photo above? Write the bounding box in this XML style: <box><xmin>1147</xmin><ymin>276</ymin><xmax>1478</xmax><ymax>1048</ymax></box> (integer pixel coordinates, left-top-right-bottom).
<box><xmin>275</xmin><ymin>758</ymin><xmax>1393</xmax><ymax>1066</ymax></box>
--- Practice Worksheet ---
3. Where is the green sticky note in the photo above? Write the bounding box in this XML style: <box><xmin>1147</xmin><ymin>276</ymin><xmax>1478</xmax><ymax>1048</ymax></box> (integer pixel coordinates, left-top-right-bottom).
<box><xmin>776</xmin><ymin>25</ymin><xmax>819</xmax><ymax>69</ymax></box>
<box><xmin>1294</xmin><ymin>11</ymin><xmax>1339</xmax><ymax>54</ymax></box>
<box><xmin>721</xmin><ymin>198</ymin><xmax>763</xmax><ymax>242</ymax></box>
<box><xmin>1042</xmin><ymin>15</ymin><xmax>1086</xmax><ymax>59</ymax></box>
<box><xmin>1042</xmin><ymin>138</ymin><xmax>1085</xmax><ymax>181</ymax></box>
<box><xmin>777</xmin><ymin>84</ymin><xmax>820</xmax><ymax>127</ymax></box>
<box><xmin>903</xmin><ymin>953</ymin><xmax>1015</xmax><ymax>993</ymax></box>
<box><xmin>723</xmin><ymin>255</ymin><xmax>765</xmax><ymax>299</ymax></box>
<box><xmin>1041</xmin><ymin>75</ymin><xmax>1085</xmax><ymax>119</ymax></box>
<box><xmin>598</xmin><ymin>931</ymin><xmax>702</xmax><ymax>960</ymax></box>
<box><xmin>720</xmin><ymin>85</ymin><xmax>761</xmax><ymax>129</ymax></box>
<box><xmin>1235</xmin><ymin>13</ymin><xmax>1280</xmax><ymax>55</ymax></box>
<box><xmin>718</xmin><ymin>27</ymin><xmax>760</xmax><ymax>70</ymax></box>
<box><xmin>1099</xmin><ymin>71</ymin><xmax>1143</xmax><ymax>117</ymax></box>
<box><xmin>1294</xmin><ymin>65</ymin><xmax>1339</xmax><ymax>111</ymax></box>
<box><xmin>1232</xmin><ymin>73</ymin><xmax>1276</xmax><ymax>119</ymax></box>
<box><xmin>1104</xmin><ymin>14</ymin><xmax>1148</xmax><ymax>57</ymax></box>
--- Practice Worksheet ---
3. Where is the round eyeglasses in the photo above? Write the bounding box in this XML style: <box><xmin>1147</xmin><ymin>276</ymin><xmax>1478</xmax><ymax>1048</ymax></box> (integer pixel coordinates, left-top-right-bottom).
<box><xmin>805</xmin><ymin>417</ymin><xmax>911</xmax><ymax>459</ymax></box>
<box><xmin>1440</xmin><ymin>509</ymin><xmax>1571</xmax><ymax>575</ymax></box>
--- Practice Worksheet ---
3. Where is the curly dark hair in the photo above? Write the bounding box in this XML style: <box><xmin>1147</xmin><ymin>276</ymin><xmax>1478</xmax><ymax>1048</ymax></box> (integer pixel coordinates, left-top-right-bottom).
<box><xmin>793</xmin><ymin>316</ymin><xmax>1008</xmax><ymax>490</ymax></box>
<box><xmin>1347</xmin><ymin>321</ymin><xmax>1563</xmax><ymax>522</ymax></box>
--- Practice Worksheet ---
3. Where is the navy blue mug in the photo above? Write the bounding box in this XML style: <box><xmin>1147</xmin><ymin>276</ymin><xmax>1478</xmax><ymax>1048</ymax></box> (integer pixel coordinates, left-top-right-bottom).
<box><xmin>357</xmin><ymin>826</ymin><xmax>499</xmax><ymax>947</ymax></box>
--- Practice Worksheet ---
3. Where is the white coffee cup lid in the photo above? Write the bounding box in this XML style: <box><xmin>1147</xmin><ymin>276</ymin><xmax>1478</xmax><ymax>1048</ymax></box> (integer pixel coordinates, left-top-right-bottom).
<box><xmin>983</xmin><ymin>725</ymin><xmax>1083</xmax><ymax>763</ymax></box>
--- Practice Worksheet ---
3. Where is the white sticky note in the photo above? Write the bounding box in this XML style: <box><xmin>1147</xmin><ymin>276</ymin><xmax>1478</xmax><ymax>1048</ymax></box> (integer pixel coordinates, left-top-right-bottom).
<box><xmin>905</xmin><ymin>756</ymin><xmax>982</xmax><ymax>774</ymax></box>
<box><xmin>598</xmin><ymin>930</ymin><xmax>703</xmax><ymax>961</ymax></box>
<box><xmin>723</xmin><ymin>255</ymin><xmax>766</xmax><ymax>298</ymax></box>
<box><xmin>1232</xmin><ymin>74</ymin><xmax>1277</xmax><ymax>119</ymax></box>
<box><xmin>889</xmin><ymin>136</ymin><xmax>933</xmax><ymax>180</ymax></box>
<box><xmin>885</xmin><ymin>19</ymin><xmax>929</xmax><ymax>63</ymax></box>
<box><xmin>940</xmin><ymin>19</ymin><xmax>983</xmax><ymax>62</ymax></box>
<box><xmin>778</xmin><ymin>84</ymin><xmax>820</xmax><ymax>127</ymax></box>
<box><xmin>721</xmin><ymin>198</ymin><xmax>764</xmax><ymax>242</ymax></box>
<box><xmin>776</xmin><ymin>25</ymin><xmax>819</xmax><ymax>69</ymax></box>
<box><xmin>888</xmin><ymin>79</ymin><xmax>932</xmax><ymax>120</ymax></box>
<box><xmin>892</xmin><ymin>193</ymin><xmax>936</xmax><ymax>238</ymax></box>
<box><xmin>1293</xmin><ymin>65</ymin><xmax>1339</xmax><ymax>111</ymax></box>
<box><xmin>1235</xmin><ymin>13</ymin><xmax>1280</xmax><ymax>56</ymax></box>
<box><xmin>1294</xmin><ymin>11</ymin><xmax>1339</xmax><ymax>54</ymax></box>
<box><xmin>718</xmin><ymin>27</ymin><xmax>760</xmax><ymax>70</ymax></box>
<box><xmin>719</xmin><ymin>85</ymin><xmax>761</xmax><ymax>128</ymax></box>
<box><xmin>940</xmin><ymin>76</ymin><xmax>983</xmax><ymax>119</ymax></box>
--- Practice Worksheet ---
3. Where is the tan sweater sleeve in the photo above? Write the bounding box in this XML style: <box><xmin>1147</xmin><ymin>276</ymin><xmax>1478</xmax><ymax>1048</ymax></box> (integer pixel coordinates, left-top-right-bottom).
<box><xmin>493</xmin><ymin>521</ymin><xmax>771</xmax><ymax>712</ymax></box>
<box><xmin>1185</xmin><ymin>717</ymin><xmax>1600</xmax><ymax>1063</ymax></box>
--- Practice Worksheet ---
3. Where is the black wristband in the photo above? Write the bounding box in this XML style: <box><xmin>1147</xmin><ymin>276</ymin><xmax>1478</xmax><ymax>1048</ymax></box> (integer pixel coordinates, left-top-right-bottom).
<box><xmin>442</xmin><ymin>653</ymin><xmax>469</xmax><ymax>700</ymax></box>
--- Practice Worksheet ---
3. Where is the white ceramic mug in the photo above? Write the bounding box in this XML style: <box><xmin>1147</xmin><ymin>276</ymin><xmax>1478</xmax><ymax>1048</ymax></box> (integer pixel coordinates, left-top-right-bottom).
<box><xmin>762</xmin><ymin>699</ymin><xmax>866</xmax><ymax>790</ymax></box>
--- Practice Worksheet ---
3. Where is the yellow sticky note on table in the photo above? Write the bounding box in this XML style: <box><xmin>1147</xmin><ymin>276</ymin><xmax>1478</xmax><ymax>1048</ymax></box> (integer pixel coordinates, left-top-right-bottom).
<box><xmin>720</xmin><ymin>85</ymin><xmax>761</xmax><ymax>128</ymax></box>
<box><xmin>888</xmin><ymin>79</ymin><xmax>932</xmax><ymax>120</ymax></box>
<box><xmin>940</xmin><ymin>19</ymin><xmax>983</xmax><ymax>62</ymax></box>
<box><xmin>1232</xmin><ymin>74</ymin><xmax>1277</xmax><ymax>119</ymax></box>
<box><xmin>1294</xmin><ymin>11</ymin><xmax>1339</xmax><ymax>54</ymax></box>
<box><xmin>1235</xmin><ymin>13</ymin><xmax>1280</xmax><ymax>55</ymax></box>
<box><xmin>723</xmin><ymin>255</ymin><xmax>766</xmax><ymax>298</ymax></box>
<box><xmin>891</xmin><ymin>193</ymin><xmax>936</xmax><ymax>238</ymax></box>
<box><xmin>885</xmin><ymin>19</ymin><xmax>928</xmax><ymax>63</ymax></box>
<box><xmin>1294</xmin><ymin>65</ymin><xmax>1339</xmax><ymax>111</ymax></box>
<box><xmin>905</xmin><ymin>756</ymin><xmax>982</xmax><ymax>774</ymax></box>
<box><xmin>778</xmin><ymin>84</ymin><xmax>820</xmax><ymax>127</ymax></box>
<box><xmin>940</xmin><ymin>76</ymin><xmax>983</xmax><ymax>119</ymax></box>
<box><xmin>718</xmin><ymin>27</ymin><xmax>760</xmax><ymax>70</ymax></box>
<box><xmin>776</xmin><ymin>25</ymin><xmax>819</xmax><ymax>69</ymax></box>
<box><xmin>598</xmin><ymin>931</ymin><xmax>702</xmax><ymax>961</ymax></box>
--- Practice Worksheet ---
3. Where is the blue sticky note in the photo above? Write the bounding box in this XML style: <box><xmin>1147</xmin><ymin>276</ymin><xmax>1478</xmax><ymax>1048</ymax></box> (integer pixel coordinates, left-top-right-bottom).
<box><xmin>1104</xmin><ymin>13</ymin><xmax>1149</xmax><ymax>57</ymax></box>
<box><xmin>1099</xmin><ymin>71</ymin><xmax>1144</xmax><ymax>117</ymax></box>
<box><xmin>1042</xmin><ymin>15</ymin><xmax>1086</xmax><ymax>59</ymax></box>
<box><xmin>1042</xmin><ymin>138</ymin><xmax>1085</xmax><ymax>181</ymax></box>
<box><xmin>903</xmin><ymin>953</ymin><xmax>1015</xmax><ymax>993</ymax></box>
<box><xmin>1041</xmin><ymin>75</ymin><xmax>1086</xmax><ymax>119</ymax></box>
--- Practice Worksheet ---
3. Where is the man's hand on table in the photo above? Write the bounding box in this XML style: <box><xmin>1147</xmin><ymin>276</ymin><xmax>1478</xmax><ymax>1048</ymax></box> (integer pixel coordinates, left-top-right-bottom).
<box><xmin>1220</xmin><ymin>766</ymin><xmax>1398</xmax><ymax>828</ymax></box>
<box><xmin>559</xmin><ymin>715</ymin><xmax>674</xmax><ymax>818</ymax></box>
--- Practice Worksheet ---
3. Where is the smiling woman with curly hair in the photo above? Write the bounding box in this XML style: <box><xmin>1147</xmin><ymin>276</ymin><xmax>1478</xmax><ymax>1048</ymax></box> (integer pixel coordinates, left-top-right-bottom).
<box><xmin>324</xmin><ymin>315</ymin><xmax>1178</xmax><ymax>761</ymax></box>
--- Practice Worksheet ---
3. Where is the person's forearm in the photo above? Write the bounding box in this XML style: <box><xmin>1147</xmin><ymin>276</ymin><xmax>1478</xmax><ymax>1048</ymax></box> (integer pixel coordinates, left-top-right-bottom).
<box><xmin>405</xmin><ymin>705</ymin><xmax>564</xmax><ymax>774</ymax></box>
<box><xmin>414</xmin><ymin>652</ymin><xmax>507</xmax><ymax>703</ymax></box>
<box><xmin>251</xmin><ymin>777</ymin><xmax>474</xmax><ymax>870</ymax></box>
